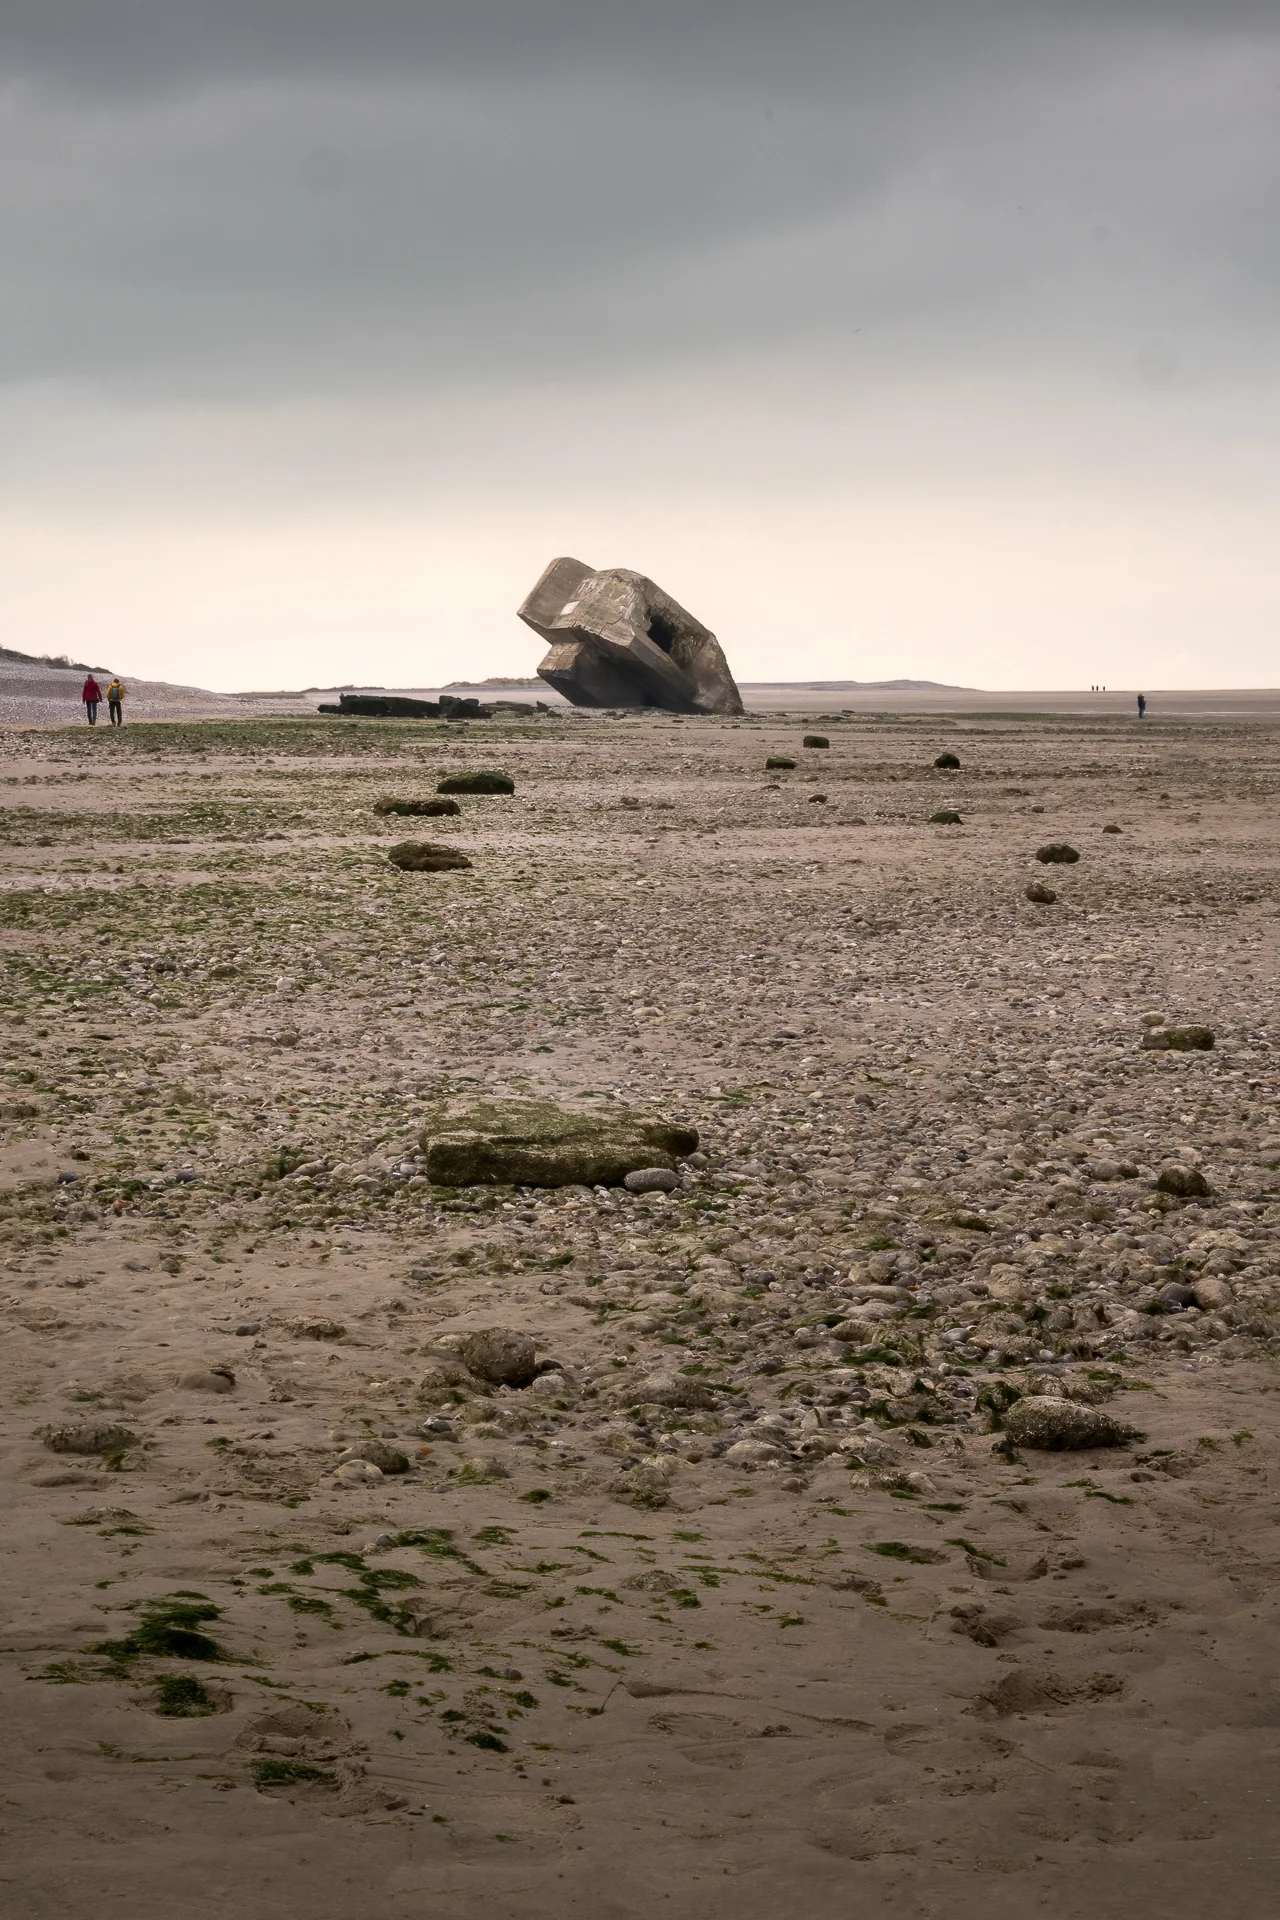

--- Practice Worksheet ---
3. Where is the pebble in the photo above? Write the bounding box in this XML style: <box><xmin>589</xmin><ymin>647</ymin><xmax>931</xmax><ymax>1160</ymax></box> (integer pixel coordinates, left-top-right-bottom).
<box><xmin>332</xmin><ymin>1459</ymin><xmax>384</xmax><ymax>1486</ymax></box>
<box><xmin>1156</xmin><ymin>1164</ymin><xmax>1212</xmax><ymax>1197</ymax></box>
<box><xmin>339</xmin><ymin>1440</ymin><xmax>410</xmax><ymax>1474</ymax></box>
<box><xmin>624</xmin><ymin>1167</ymin><xmax>679</xmax><ymax>1194</ymax></box>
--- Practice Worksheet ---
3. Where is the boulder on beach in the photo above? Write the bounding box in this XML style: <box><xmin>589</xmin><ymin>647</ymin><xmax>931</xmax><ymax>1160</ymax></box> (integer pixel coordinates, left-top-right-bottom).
<box><xmin>421</xmin><ymin>1096</ymin><xmax>698</xmax><ymax>1187</ymax></box>
<box><xmin>387</xmin><ymin>842</ymin><xmax>472</xmax><ymax>871</ymax></box>
<box><xmin>1035</xmin><ymin>844</ymin><xmax>1080</xmax><ymax>865</ymax></box>
<box><xmin>1142</xmin><ymin>1024</ymin><xmax>1215</xmax><ymax>1052</ymax></box>
<box><xmin>1002</xmin><ymin>1397</ymin><xmax>1136</xmax><ymax>1450</ymax></box>
<box><xmin>436</xmin><ymin>771</ymin><xmax>515</xmax><ymax>795</ymax></box>
<box><xmin>460</xmin><ymin>1328</ymin><xmax>539</xmax><ymax>1388</ymax></box>
<box><xmin>374</xmin><ymin>796</ymin><xmax>461</xmax><ymax>817</ymax></box>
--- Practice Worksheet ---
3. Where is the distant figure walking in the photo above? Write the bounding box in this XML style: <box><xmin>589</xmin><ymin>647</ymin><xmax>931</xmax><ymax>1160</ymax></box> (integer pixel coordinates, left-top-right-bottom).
<box><xmin>1137</xmin><ymin>693</ymin><xmax>1147</xmax><ymax>720</ymax></box>
<box><xmin>81</xmin><ymin>674</ymin><xmax>102</xmax><ymax>726</ymax></box>
<box><xmin>106</xmin><ymin>678</ymin><xmax>125</xmax><ymax>727</ymax></box>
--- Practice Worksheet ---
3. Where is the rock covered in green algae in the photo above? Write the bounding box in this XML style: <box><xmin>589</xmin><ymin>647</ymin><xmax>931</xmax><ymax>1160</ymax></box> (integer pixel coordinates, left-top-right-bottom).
<box><xmin>460</xmin><ymin>1328</ymin><xmax>539</xmax><ymax>1387</ymax></box>
<box><xmin>373</xmin><ymin>796</ymin><xmax>461</xmax><ymax>817</ymax></box>
<box><xmin>40</xmin><ymin>1423</ymin><xmax>139</xmax><ymax>1455</ymax></box>
<box><xmin>1143</xmin><ymin>1024</ymin><xmax>1215</xmax><ymax>1052</ymax></box>
<box><xmin>421</xmin><ymin>1096</ymin><xmax>697</xmax><ymax>1188</ymax></box>
<box><xmin>1002</xmin><ymin>1397</ymin><xmax>1136</xmax><ymax>1450</ymax></box>
<box><xmin>386</xmin><ymin>841</ymin><xmax>472</xmax><ymax>871</ymax></box>
<box><xmin>436</xmin><ymin>770</ymin><xmax>515</xmax><ymax>795</ymax></box>
<box><xmin>1155</xmin><ymin>1162</ymin><xmax>1213</xmax><ymax>1197</ymax></box>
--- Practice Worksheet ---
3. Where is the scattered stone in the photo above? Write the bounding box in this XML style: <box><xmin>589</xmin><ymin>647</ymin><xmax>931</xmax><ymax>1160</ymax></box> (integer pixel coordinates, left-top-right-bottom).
<box><xmin>1102</xmin><ymin>823</ymin><xmax>1123</xmax><ymax>833</ymax></box>
<box><xmin>291</xmin><ymin>1319</ymin><xmax>347</xmax><ymax>1340</ymax></box>
<box><xmin>1155</xmin><ymin>1163</ymin><xmax>1212</xmax><ymax>1197</ymax></box>
<box><xmin>613</xmin><ymin>1459</ymin><xmax>673</xmax><ymax>1505</ymax></box>
<box><xmin>436</xmin><ymin>771</ymin><xmax>515</xmax><ymax>795</ymax></box>
<box><xmin>1024</xmin><ymin>882</ymin><xmax>1057</xmax><ymax>904</ymax></box>
<box><xmin>519</xmin><ymin>556</ymin><xmax>743</xmax><ymax>714</ymax></box>
<box><xmin>1002</xmin><ymin>1397</ymin><xmax>1136</xmax><ymax>1450</ymax></box>
<box><xmin>1035</xmin><ymin>844</ymin><xmax>1080</xmax><ymax>864</ymax></box>
<box><xmin>624</xmin><ymin>1167</ymin><xmax>679</xmax><ymax>1194</ymax></box>
<box><xmin>422</xmin><ymin>1096</ymin><xmax>697</xmax><ymax>1188</ymax></box>
<box><xmin>803</xmin><ymin>734</ymin><xmax>830</xmax><ymax>749</ymax></box>
<box><xmin>373</xmin><ymin>797</ymin><xmax>461</xmax><ymax>817</ymax></box>
<box><xmin>930</xmin><ymin>809</ymin><xmax>962</xmax><ymax>825</ymax></box>
<box><xmin>933</xmin><ymin>752</ymin><xmax>961</xmax><ymax>769</ymax></box>
<box><xmin>340</xmin><ymin>1440</ymin><xmax>410</xmax><ymax>1474</ymax></box>
<box><xmin>177</xmin><ymin>1367</ymin><xmax>236</xmax><ymax>1394</ymax></box>
<box><xmin>985</xmin><ymin>1266</ymin><xmax>1029</xmax><ymax>1304</ymax></box>
<box><xmin>39</xmin><ymin>1423</ymin><xmax>139</xmax><ymax>1455</ymax></box>
<box><xmin>809</xmin><ymin>793</ymin><xmax>827</xmax><ymax>804</ymax></box>
<box><xmin>332</xmin><ymin>1459</ymin><xmax>384</xmax><ymax>1486</ymax></box>
<box><xmin>1159</xmin><ymin>1282</ymin><xmax>1197</xmax><ymax>1311</ymax></box>
<box><xmin>528</xmin><ymin>1372</ymin><xmax>568</xmax><ymax>1399</ymax></box>
<box><xmin>460</xmin><ymin>1328</ymin><xmax>538</xmax><ymax>1388</ymax></box>
<box><xmin>626</xmin><ymin>1374</ymin><xmax>719</xmax><ymax>1410</ymax></box>
<box><xmin>1142</xmin><ymin>1025</ymin><xmax>1215</xmax><ymax>1052</ymax></box>
<box><xmin>387</xmin><ymin>842</ymin><xmax>472</xmax><ymax>872</ymax></box>
<box><xmin>765</xmin><ymin>756</ymin><xmax>796</xmax><ymax>770</ymax></box>
<box><xmin>724</xmin><ymin>1439</ymin><xmax>787</xmax><ymax>1467</ymax></box>
<box><xmin>1193</xmin><ymin>1276</ymin><xmax>1233</xmax><ymax>1310</ymax></box>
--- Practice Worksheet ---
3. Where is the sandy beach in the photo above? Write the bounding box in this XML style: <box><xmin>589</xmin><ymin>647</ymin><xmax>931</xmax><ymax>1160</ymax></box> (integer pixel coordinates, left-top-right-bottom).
<box><xmin>1</xmin><ymin>703</ymin><xmax>1278</xmax><ymax>1918</ymax></box>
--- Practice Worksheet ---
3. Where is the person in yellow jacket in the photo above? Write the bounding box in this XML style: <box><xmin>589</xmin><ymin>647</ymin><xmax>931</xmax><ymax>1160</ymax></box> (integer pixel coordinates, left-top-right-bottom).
<box><xmin>106</xmin><ymin>678</ymin><xmax>125</xmax><ymax>726</ymax></box>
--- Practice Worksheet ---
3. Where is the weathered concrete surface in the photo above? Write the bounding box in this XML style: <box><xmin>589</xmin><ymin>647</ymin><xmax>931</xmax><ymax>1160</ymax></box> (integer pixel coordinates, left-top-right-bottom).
<box><xmin>519</xmin><ymin>557</ymin><xmax>744</xmax><ymax>714</ymax></box>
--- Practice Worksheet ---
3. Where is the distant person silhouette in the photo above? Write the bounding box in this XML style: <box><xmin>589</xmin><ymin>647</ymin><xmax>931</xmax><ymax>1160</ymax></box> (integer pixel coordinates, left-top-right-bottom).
<box><xmin>81</xmin><ymin>674</ymin><xmax>101</xmax><ymax>726</ymax></box>
<box><xmin>1137</xmin><ymin>693</ymin><xmax>1146</xmax><ymax>719</ymax></box>
<box><xmin>107</xmin><ymin>678</ymin><xmax>125</xmax><ymax>727</ymax></box>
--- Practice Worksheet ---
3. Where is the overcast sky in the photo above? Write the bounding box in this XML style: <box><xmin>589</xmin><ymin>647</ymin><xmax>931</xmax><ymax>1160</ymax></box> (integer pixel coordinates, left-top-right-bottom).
<box><xmin>1</xmin><ymin>1</ymin><xmax>1277</xmax><ymax>691</ymax></box>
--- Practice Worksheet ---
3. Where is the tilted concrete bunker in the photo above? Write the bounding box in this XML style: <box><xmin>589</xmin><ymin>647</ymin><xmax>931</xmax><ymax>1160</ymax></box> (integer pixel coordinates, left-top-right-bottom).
<box><xmin>518</xmin><ymin>557</ymin><xmax>744</xmax><ymax>715</ymax></box>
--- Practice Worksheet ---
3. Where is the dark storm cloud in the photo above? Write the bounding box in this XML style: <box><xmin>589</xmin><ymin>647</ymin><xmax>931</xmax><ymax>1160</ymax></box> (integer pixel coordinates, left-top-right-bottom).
<box><xmin>1</xmin><ymin>1</ymin><xmax>1277</xmax><ymax>397</ymax></box>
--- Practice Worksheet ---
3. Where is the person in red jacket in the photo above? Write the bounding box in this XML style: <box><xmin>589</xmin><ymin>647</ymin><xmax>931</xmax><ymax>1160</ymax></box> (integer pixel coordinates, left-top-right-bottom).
<box><xmin>81</xmin><ymin>674</ymin><xmax>102</xmax><ymax>726</ymax></box>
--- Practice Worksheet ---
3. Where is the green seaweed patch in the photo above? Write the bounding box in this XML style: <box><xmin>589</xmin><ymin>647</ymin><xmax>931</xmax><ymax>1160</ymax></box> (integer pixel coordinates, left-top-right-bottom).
<box><xmin>91</xmin><ymin>1595</ymin><xmax>225</xmax><ymax>1670</ymax></box>
<box><xmin>153</xmin><ymin>1672</ymin><xmax>222</xmax><ymax>1717</ymax></box>
<box><xmin>865</xmin><ymin>1542</ymin><xmax>948</xmax><ymax>1565</ymax></box>
<box><xmin>251</xmin><ymin>1759</ymin><xmax>336</xmax><ymax>1788</ymax></box>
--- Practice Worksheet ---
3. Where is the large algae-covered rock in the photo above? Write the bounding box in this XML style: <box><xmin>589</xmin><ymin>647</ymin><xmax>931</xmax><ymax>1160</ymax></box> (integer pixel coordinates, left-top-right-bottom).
<box><xmin>1002</xmin><ymin>1397</ymin><xmax>1136</xmax><ymax>1450</ymax></box>
<box><xmin>461</xmin><ymin>1328</ymin><xmax>538</xmax><ymax>1387</ymax></box>
<box><xmin>387</xmin><ymin>841</ymin><xmax>472</xmax><ymax>871</ymax></box>
<box><xmin>436</xmin><ymin>771</ymin><xmax>515</xmax><ymax>795</ymax></box>
<box><xmin>422</xmin><ymin>1096</ymin><xmax>697</xmax><ymax>1188</ymax></box>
